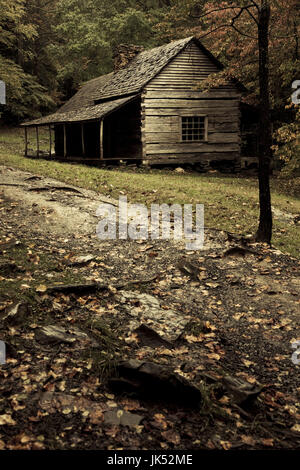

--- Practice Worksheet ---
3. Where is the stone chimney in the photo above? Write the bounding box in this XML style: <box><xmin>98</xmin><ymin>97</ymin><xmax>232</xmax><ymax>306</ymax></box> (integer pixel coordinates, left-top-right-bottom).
<box><xmin>113</xmin><ymin>44</ymin><xmax>144</xmax><ymax>72</ymax></box>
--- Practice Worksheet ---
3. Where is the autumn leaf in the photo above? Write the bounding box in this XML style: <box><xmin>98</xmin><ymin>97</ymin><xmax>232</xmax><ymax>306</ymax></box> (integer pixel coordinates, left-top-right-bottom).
<box><xmin>0</xmin><ymin>414</ymin><xmax>16</xmax><ymax>426</ymax></box>
<box><xmin>241</xmin><ymin>435</ymin><xmax>256</xmax><ymax>445</ymax></box>
<box><xmin>153</xmin><ymin>413</ymin><xmax>168</xmax><ymax>430</ymax></box>
<box><xmin>242</xmin><ymin>359</ymin><xmax>254</xmax><ymax>368</ymax></box>
<box><xmin>291</xmin><ymin>424</ymin><xmax>300</xmax><ymax>433</ymax></box>
<box><xmin>261</xmin><ymin>438</ymin><xmax>274</xmax><ymax>447</ymax></box>
<box><xmin>36</xmin><ymin>284</ymin><xmax>47</xmax><ymax>293</ymax></box>
<box><xmin>184</xmin><ymin>334</ymin><xmax>204</xmax><ymax>343</ymax></box>
<box><xmin>20</xmin><ymin>434</ymin><xmax>32</xmax><ymax>444</ymax></box>
<box><xmin>220</xmin><ymin>440</ymin><xmax>232</xmax><ymax>450</ymax></box>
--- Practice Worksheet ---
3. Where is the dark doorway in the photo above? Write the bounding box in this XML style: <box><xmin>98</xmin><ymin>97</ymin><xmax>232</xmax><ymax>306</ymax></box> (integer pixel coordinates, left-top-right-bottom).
<box><xmin>103</xmin><ymin>99</ymin><xmax>142</xmax><ymax>160</ymax></box>
<box><xmin>83</xmin><ymin>121</ymin><xmax>100</xmax><ymax>158</ymax></box>
<box><xmin>66</xmin><ymin>123</ymin><xmax>82</xmax><ymax>156</ymax></box>
<box><xmin>54</xmin><ymin>125</ymin><xmax>64</xmax><ymax>157</ymax></box>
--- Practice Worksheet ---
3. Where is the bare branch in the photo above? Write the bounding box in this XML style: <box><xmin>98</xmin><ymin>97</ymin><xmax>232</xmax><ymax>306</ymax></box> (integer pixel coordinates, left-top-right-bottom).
<box><xmin>198</xmin><ymin>24</ymin><xmax>232</xmax><ymax>39</ymax></box>
<box><xmin>231</xmin><ymin>23</ymin><xmax>257</xmax><ymax>39</ymax></box>
<box><xmin>199</xmin><ymin>22</ymin><xmax>256</xmax><ymax>41</ymax></box>
<box><xmin>189</xmin><ymin>4</ymin><xmax>257</xmax><ymax>20</ymax></box>
<box><xmin>230</xmin><ymin>8</ymin><xmax>257</xmax><ymax>39</ymax></box>
<box><xmin>248</xmin><ymin>0</ymin><xmax>260</xmax><ymax>11</ymax></box>
<box><xmin>245</xmin><ymin>6</ymin><xmax>258</xmax><ymax>24</ymax></box>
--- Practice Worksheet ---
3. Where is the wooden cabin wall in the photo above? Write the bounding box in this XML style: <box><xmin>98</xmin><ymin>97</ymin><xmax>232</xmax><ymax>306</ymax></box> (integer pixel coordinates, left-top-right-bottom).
<box><xmin>142</xmin><ymin>42</ymin><xmax>242</xmax><ymax>164</ymax></box>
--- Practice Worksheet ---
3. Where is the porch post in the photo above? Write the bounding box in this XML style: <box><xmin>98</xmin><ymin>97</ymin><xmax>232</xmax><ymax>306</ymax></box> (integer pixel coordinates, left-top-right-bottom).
<box><xmin>24</xmin><ymin>127</ymin><xmax>28</xmax><ymax>157</ymax></box>
<box><xmin>36</xmin><ymin>126</ymin><xmax>39</xmax><ymax>157</ymax></box>
<box><xmin>63</xmin><ymin>124</ymin><xmax>67</xmax><ymax>157</ymax></box>
<box><xmin>49</xmin><ymin>125</ymin><xmax>52</xmax><ymax>158</ymax></box>
<box><xmin>81</xmin><ymin>123</ymin><xmax>85</xmax><ymax>157</ymax></box>
<box><xmin>100</xmin><ymin>119</ymin><xmax>104</xmax><ymax>160</ymax></box>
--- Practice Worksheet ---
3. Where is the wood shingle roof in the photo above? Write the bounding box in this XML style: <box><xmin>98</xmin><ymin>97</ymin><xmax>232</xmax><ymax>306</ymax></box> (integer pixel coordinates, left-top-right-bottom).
<box><xmin>22</xmin><ymin>37</ymin><xmax>224</xmax><ymax>127</ymax></box>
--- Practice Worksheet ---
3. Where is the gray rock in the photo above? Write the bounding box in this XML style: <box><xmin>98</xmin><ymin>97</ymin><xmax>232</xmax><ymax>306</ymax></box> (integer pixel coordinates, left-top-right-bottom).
<box><xmin>117</xmin><ymin>290</ymin><xmax>189</xmax><ymax>342</ymax></box>
<box><xmin>68</xmin><ymin>255</ymin><xmax>96</xmax><ymax>266</ymax></box>
<box><xmin>1</xmin><ymin>302</ymin><xmax>29</xmax><ymax>325</ymax></box>
<box><xmin>103</xmin><ymin>409</ymin><xmax>143</xmax><ymax>428</ymax></box>
<box><xmin>222</xmin><ymin>375</ymin><xmax>264</xmax><ymax>406</ymax></box>
<box><xmin>35</xmin><ymin>325</ymin><xmax>96</xmax><ymax>346</ymax></box>
<box><xmin>109</xmin><ymin>360</ymin><xmax>202</xmax><ymax>406</ymax></box>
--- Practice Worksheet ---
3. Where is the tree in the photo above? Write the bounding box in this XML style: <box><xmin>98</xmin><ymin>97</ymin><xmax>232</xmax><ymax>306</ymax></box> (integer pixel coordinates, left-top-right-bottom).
<box><xmin>0</xmin><ymin>0</ymin><xmax>55</xmax><ymax>121</ymax></box>
<box><xmin>256</xmin><ymin>1</ymin><xmax>272</xmax><ymax>243</ymax></box>
<box><xmin>158</xmin><ymin>0</ymin><xmax>300</xmax><ymax>244</ymax></box>
<box><xmin>52</xmin><ymin>0</ymin><xmax>160</xmax><ymax>99</ymax></box>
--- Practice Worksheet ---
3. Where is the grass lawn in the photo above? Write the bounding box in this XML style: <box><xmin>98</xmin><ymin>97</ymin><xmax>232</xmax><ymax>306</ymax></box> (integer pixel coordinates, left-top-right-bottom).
<box><xmin>1</xmin><ymin>126</ymin><xmax>299</xmax><ymax>258</ymax></box>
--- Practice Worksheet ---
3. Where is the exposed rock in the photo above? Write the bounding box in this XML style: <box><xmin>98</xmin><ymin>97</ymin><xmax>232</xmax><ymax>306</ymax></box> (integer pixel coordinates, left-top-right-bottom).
<box><xmin>133</xmin><ymin>324</ymin><xmax>173</xmax><ymax>349</ymax></box>
<box><xmin>222</xmin><ymin>375</ymin><xmax>264</xmax><ymax>407</ymax></box>
<box><xmin>38</xmin><ymin>392</ymin><xmax>104</xmax><ymax>423</ymax></box>
<box><xmin>103</xmin><ymin>409</ymin><xmax>143</xmax><ymax>428</ymax></box>
<box><xmin>35</xmin><ymin>325</ymin><xmax>97</xmax><ymax>347</ymax></box>
<box><xmin>117</xmin><ymin>290</ymin><xmax>189</xmax><ymax>342</ymax></box>
<box><xmin>67</xmin><ymin>255</ymin><xmax>96</xmax><ymax>267</ymax></box>
<box><xmin>177</xmin><ymin>260</ymin><xmax>203</xmax><ymax>281</ymax></box>
<box><xmin>1</xmin><ymin>302</ymin><xmax>29</xmax><ymax>325</ymax></box>
<box><xmin>174</xmin><ymin>167</ymin><xmax>185</xmax><ymax>173</ymax></box>
<box><xmin>222</xmin><ymin>246</ymin><xmax>258</xmax><ymax>258</ymax></box>
<box><xmin>0</xmin><ymin>340</ymin><xmax>5</xmax><ymax>364</ymax></box>
<box><xmin>108</xmin><ymin>360</ymin><xmax>202</xmax><ymax>406</ymax></box>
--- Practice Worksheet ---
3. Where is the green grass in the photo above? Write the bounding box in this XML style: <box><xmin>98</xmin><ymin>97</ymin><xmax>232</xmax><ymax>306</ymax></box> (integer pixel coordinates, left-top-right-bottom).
<box><xmin>1</xmin><ymin>126</ymin><xmax>299</xmax><ymax>258</ymax></box>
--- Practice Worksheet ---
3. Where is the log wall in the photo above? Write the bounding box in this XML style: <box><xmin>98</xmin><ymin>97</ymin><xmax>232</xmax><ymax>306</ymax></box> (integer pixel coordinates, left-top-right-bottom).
<box><xmin>142</xmin><ymin>41</ymin><xmax>242</xmax><ymax>164</ymax></box>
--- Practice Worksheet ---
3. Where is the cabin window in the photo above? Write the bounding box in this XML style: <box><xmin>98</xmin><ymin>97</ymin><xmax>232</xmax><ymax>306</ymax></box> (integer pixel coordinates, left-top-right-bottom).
<box><xmin>181</xmin><ymin>116</ymin><xmax>207</xmax><ymax>141</ymax></box>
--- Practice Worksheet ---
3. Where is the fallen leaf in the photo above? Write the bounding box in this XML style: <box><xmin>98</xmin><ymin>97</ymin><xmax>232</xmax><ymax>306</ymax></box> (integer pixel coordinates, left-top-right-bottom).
<box><xmin>36</xmin><ymin>284</ymin><xmax>47</xmax><ymax>293</ymax></box>
<box><xmin>241</xmin><ymin>435</ymin><xmax>256</xmax><ymax>445</ymax></box>
<box><xmin>261</xmin><ymin>438</ymin><xmax>274</xmax><ymax>447</ymax></box>
<box><xmin>220</xmin><ymin>440</ymin><xmax>232</xmax><ymax>450</ymax></box>
<box><xmin>0</xmin><ymin>414</ymin><xmax>16</xmax><ymax>426</ymax></box>
<box><xmin>291</xmin><ymin>424</ymin><xmax>300</xmax><ymax>433</ymax></box>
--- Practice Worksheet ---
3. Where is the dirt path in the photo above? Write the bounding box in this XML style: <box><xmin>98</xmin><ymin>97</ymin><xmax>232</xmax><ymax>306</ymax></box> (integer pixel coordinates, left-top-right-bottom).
<box><xmin>0</xmin><ymin>165</ymin><xmax>299</xmax><ymax>450</ymax></box>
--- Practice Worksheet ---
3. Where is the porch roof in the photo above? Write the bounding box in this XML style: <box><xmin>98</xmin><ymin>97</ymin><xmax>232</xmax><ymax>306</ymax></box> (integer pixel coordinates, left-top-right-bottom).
<box><xmin>21</xmin><ymin>94</ymin><xmax>139</xmax><ymax>127</ymax></box>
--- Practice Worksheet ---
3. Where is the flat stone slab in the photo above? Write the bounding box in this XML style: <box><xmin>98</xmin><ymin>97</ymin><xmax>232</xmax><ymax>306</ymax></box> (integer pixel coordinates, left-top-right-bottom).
<box><xmin>35</xmin><ymin>325</ymin><xmax>97</xmax><ymax>347</ymax></box>
<box><xmin>117</xmin><ymin>290</ymin><xmax>189</xmax><ymax>342</ymax></box>
<box><xmin>1</xmin><ymin>302</ymin><xmax>29</xmax><ymax>325</ymax></box>
<box><xmin>109</xmin><ymin>360</ymin><xmax>202</xmax><ymax>406</ymax></box>
<box><xmin>103</xmin><ymin>409</ymin><xmax>143</xmax><ymax>428</ymax></box>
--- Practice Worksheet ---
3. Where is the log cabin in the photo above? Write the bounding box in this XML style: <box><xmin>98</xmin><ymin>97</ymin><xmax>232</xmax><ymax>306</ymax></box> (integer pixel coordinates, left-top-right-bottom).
<box><xmin>22</xmin><ymin>36</ymin><xmax>246</xmax><ymax>168</ymax></box>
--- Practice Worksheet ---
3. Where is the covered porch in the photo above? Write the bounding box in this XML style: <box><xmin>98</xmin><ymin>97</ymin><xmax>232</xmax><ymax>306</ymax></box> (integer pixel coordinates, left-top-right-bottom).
<box><xmin>21</xmin><ymin>95</ymin><xmax>142</xmax><ymax>165</ymax></box>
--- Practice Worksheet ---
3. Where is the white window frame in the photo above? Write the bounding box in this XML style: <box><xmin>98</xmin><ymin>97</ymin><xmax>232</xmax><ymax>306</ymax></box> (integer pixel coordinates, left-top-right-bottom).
<box><xmin>180</xmin><ymin>115</ymin><xmax>208</xmax><ymax>142</ymax></box>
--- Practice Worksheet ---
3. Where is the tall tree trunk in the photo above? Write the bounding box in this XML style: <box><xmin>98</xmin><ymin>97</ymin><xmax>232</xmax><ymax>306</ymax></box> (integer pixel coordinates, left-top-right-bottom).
<box><xmin>256</xmin><ymin>1</ymin><xmax>272</xmax><ymax>244</ymax></box>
